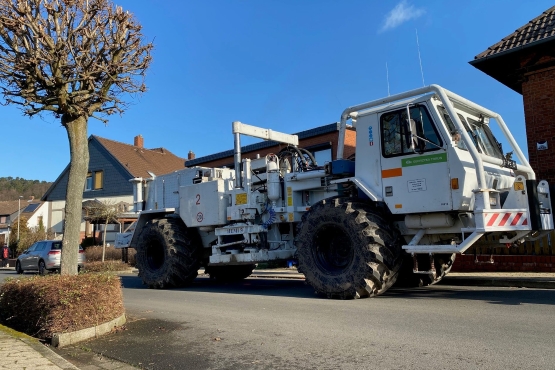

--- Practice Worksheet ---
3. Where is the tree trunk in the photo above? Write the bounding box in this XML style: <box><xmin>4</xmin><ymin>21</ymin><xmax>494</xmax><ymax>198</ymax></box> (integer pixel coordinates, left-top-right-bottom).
<box><xmin>61</xmin><ymin>115</ymin><xmax>89</xmax><ymax>276</ymax></box>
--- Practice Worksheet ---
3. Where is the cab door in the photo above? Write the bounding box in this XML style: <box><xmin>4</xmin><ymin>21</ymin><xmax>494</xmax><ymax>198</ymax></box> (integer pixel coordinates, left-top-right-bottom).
<box><xmin>379</xmin><ymin>102</ymin><xmax>451</xmax><ymax>214</ymax></box>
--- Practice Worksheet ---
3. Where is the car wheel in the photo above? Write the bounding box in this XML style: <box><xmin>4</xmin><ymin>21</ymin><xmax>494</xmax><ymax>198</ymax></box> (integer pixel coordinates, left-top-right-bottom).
<box><xmin>16</xmin><ymin>261</ymin><xmax>23</xmax><ymax>274</ymax></box>
<box><xmin>38</xmin><ymin>260</ymin><xmax>47</xmax><ymax>276</ymax></box>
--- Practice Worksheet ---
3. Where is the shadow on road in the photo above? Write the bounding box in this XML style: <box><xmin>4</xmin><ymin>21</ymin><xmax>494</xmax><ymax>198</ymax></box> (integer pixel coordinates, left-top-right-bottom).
<box><xmin>119</xmin><ymin>274</ymin><xmax>317</xmax><ymax>299</ymax></box>
<box><xmin>119</xmin><ymin>273</ymin><xmax>555</xmax><ymax>305</ymax></box>
<box><xmin>387</xmin><ymin>285</ymin><xmax>555</xmax><ymax>306</ymax></box>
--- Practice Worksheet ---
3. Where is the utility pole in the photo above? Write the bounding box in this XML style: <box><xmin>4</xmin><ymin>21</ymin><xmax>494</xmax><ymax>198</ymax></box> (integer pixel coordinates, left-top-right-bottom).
<box><xmin>17</xmin><ymin>195</ymin><xmax>22</xmax><ymax>242</ymax></box>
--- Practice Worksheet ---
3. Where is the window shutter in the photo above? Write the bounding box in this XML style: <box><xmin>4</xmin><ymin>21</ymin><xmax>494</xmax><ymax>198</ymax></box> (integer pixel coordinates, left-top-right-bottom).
<box><xmin>94</xmin><ymin>171</ymin><xmax>104</xmax><ymax>189</ymax></box>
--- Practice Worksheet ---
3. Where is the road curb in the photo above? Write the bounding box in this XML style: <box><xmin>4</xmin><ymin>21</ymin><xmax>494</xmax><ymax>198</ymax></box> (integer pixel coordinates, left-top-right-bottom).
<box><xmin>52</xmin><ymin>313</ymin><xmax>127</xmax><ymax>348</ymax></box>
<box><xmin>440</xmin><ymin>277</ymin><xmax>555</xmax><ymax>289</ymax></box>
<box><xmin>249</xmin><ymin>270</ymin><xmax>555</xmax><ymax>290</ymax></box>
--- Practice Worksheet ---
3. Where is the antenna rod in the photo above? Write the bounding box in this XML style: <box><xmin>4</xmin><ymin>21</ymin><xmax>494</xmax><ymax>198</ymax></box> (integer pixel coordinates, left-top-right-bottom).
<box><xmin>416</xmin><ymin>29</ymin><xmax>425</xmax><ymax>87</ymax></box>
<box><xmin>386</xmin><ymin>62</ymin><xmax>390</xmax><ymax>96</ymax></box>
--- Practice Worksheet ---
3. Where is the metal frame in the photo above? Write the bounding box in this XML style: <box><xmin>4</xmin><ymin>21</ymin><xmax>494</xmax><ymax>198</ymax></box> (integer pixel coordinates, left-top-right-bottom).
<box><xmin>334</xmin><ymin>85</ymin><xmax>543</xmax><ymax>254</ymax></box>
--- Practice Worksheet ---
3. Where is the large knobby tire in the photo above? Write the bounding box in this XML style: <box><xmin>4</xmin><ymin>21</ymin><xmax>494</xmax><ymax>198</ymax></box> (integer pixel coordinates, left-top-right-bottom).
<box><xmin>296</xmin><ymin>198</ymin><xmax>403</xmax><ymax>299</ymax></box>
<box><xmin>205</xmin><ymin>264</ymin><xmax>256</xmax><ymax>282</ymax></box>
<box><xmin>395</xmin><ymin>253</ymin><xmax>456</xmax><ymax>287</ymax></box>
<box><xmin>135</xmin><ymin>217</ymin><xmax>202</xmax><ymax>289</ymax></box>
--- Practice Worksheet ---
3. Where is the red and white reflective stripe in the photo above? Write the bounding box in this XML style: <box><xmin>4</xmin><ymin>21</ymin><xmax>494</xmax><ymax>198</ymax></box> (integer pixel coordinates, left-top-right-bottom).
<box><xmin>485</xmin><ymin>212</ymin><xmax>528</xmax><ymax>227</ymax></box>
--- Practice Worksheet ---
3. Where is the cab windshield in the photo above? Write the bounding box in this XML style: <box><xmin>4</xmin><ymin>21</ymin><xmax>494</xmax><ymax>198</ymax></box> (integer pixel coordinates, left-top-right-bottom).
<box><xmin>436</xmin><ymin>105</ymin><xmax>503</xmax><ymax>159</ymax></box>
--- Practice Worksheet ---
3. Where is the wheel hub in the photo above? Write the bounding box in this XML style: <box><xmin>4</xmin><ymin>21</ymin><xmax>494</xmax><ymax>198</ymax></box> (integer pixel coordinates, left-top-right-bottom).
<box><xmin>313</xmin><ymin>224</ymin><xmax>354</xmax><ymax>274</ymax></box>
<box><xmin>146</xmin><ymin>241</ymin><xmax>165</xmax><ymax>270</ymax></box>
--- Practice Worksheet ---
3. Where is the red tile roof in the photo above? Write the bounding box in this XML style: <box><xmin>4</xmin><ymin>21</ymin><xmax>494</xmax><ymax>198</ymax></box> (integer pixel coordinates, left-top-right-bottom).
<box><xmin>474</xmin><ymin>6</ymin><xmax>555</xmax><ymax>60</ymax></box>
<box><xmin>93</xmin><ymin>136</ymin><xmax>186</xmax><ymax>178</ymax></box>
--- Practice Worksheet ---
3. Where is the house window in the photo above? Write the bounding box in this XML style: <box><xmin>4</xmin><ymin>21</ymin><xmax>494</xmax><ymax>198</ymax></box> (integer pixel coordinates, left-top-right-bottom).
<box><xmin>85</xmin><ymin>170</ymin><xmax>104</xmax><ymax>191</ymax></box>
<box><xmin>0</xmin><ymin>216</ymin><xmax>6</xmax><ymax>223</ymax></box>
<box><xmin>85</xmin><ymin>173</ymin><xmax>93</xmax><ymax>191</ymax></box>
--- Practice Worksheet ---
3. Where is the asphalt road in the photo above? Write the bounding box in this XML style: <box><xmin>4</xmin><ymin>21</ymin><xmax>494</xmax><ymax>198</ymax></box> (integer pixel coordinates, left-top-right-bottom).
<box><xmin>2</xmin><ymin>270</ymin><xmax>555</xmax><ymax>369</ymax></box>
<box><xmin>67</xmin><ymin>273</ymin><xmax>555</xmax><ymax>369</ymax></box>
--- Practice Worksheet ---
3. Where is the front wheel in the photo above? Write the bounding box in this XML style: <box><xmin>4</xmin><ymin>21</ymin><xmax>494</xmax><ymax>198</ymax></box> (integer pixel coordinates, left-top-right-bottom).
<box><xmin>16</xmin><ymin>261</ymin><xmax>23</xmax><ymax>274</ymax></box>
<box><xmin>296</xmin><ymin>198</ymin><xmax>403</xmax><ymax>299</ymax></box>
<box><xmin>135</xmin><ymin>217</ymin><xmax>202</xmax><ymax>289</ymax></box>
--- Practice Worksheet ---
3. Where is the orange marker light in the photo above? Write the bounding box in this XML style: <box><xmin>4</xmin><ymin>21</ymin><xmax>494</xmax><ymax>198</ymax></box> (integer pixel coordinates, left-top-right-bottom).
<box><xmin>451</xmin><ymin>178</ymin><xmax>459</xmax><ymax>189</ymax></box>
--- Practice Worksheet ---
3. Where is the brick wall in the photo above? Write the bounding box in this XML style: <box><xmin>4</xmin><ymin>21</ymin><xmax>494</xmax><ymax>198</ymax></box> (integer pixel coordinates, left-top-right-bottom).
<box><xmin>452</xmin><ymin>254</ymin><xmax>555</xmax><ymax>272</ymax></box>
<box><xmin>522</xmin><ymin>66</ymin><xmax>555</xmax><ymax>183</ymax></box>
<box><xmin>190</xmin><ymin>128</ymin><xmax>356</xmax><ymax>168</ymax></box>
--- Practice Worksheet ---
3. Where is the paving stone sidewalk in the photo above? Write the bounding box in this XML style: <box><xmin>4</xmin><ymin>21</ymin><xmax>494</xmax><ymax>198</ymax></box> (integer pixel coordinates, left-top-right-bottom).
<box><xmin>0</xmin><ymin>327</ymin><xmax>78</xmax><ymax>370</ymax></box>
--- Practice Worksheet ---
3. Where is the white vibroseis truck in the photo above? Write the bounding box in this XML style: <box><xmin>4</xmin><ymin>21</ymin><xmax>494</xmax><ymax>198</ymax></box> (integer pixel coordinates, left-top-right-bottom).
<box><xmin>117</xmin><ymin>84</ymin><xmax>554</xmax><ymax>298</ymax></box>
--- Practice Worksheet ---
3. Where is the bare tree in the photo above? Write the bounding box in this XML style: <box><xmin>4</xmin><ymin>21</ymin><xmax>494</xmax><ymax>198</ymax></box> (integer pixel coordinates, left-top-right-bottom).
<box><xmin>85</xmin><ymin>199</ymin><xmax>120</xmax><ymax>261</ymax></box>
<box><xmin>0</xmin><ymin>0</ymin><xmax>152</xmax><ymax>275</ymax></box>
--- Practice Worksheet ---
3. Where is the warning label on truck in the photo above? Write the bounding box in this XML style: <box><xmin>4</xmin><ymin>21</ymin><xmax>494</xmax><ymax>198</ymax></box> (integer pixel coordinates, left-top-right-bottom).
<box><xmin>235</xmin><ymin>193</ymin><xmax>247</xmax><ymax>205</ymax></box>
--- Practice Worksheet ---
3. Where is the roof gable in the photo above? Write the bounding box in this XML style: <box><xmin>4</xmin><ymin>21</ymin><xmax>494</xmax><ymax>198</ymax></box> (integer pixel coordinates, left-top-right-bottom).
<box><xmin>92</xmin><ymin>136</ymin><xmax>186</xmax><ymax>178</ymax></box>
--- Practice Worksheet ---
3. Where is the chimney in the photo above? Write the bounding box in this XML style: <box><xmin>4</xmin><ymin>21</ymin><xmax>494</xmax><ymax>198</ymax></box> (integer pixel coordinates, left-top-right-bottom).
<box><xmin>188</xmin><ymin>150</ymin><xmax>195</xmax><ymax>160</ymax></box>
<box><xmin>134</xmin><ymin>135</ymin><xmax>144</xmax><ymax>148</ymax></box>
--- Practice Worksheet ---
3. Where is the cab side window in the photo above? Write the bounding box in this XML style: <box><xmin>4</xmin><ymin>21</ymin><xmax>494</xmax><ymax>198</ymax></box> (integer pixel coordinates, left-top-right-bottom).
<box><xmin>381</xmin><ymin>105</ymin><xmax>442</xmax><ymax>157</ymax></box>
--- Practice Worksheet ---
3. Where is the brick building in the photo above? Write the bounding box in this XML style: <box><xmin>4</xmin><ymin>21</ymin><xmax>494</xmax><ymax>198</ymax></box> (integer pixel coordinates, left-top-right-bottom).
<box><xmin>186</xmin><ymin>123</ymin><xmax>356</xmax><ymax>168</ymax></box>
<box><xmin>470</xmin><ymin>5</ymin><xmax>555</xmax><ymax>183</ymax></box>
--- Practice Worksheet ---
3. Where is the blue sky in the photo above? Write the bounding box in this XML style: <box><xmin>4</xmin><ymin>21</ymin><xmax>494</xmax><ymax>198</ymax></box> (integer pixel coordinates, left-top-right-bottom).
<box><xmin>2</xmin><ymin>0</ymin><xmax>553</xmax><ymax>182</ymax></box>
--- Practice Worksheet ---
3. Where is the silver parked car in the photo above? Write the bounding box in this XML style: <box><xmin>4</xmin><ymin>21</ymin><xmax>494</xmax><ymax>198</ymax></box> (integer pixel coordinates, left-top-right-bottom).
<box><xmin>16</xmin><ymin>240</ymin><xmax>86</xmax><ymax>275</ymax></box>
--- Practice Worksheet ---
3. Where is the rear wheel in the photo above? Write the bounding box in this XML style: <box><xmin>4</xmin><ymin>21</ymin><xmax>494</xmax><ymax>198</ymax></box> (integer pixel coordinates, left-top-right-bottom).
<box><xmin>135</xmin><ymin>217</ymin><xmax>202</xmax><ymax>289</ymax></box>
<box><xmin>296</xmin><ymin>198</ymin><xmax>403</xmax><ymax>299</ymax></box>
<box><xmin>16</xmin><ymin>261</ymin><xmax>23</xmax><ymax>274</ymax></box>
<box><xmin>38</xmin><ymin>260</ymin><xmax>47</xmax><ymax>276</ymax></box>
<box><xmin>205</xmin><ymin>264</ymin><xmax>256</xmax><ymax>282</ymax></box>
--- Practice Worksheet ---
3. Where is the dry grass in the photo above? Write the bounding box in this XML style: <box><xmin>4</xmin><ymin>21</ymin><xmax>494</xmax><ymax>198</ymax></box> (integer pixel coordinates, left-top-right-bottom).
<box><xmin>83</xmin><ymin>260</ymin><xmax>130</xmax><ymax>272</ymax></box>
<box><xmin>84</xmin><ymin>245</ymin><xmax>136</xmax><ymax>266</ymax></box>
<box><xmin>0</xmin><ymin>273</ymin><xmax>124</xmax><ymax>340</ymax></box>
